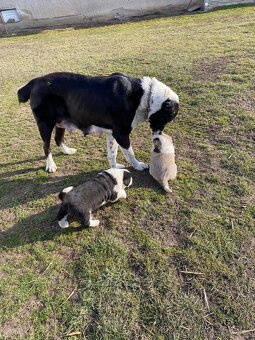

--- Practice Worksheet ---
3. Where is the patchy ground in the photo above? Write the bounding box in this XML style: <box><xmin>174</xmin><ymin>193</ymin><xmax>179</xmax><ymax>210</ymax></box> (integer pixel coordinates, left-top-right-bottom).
<box><xmin>0</xmin><ymin>5</ymin><xmax>255</xmax><ymax>339</ymax></box>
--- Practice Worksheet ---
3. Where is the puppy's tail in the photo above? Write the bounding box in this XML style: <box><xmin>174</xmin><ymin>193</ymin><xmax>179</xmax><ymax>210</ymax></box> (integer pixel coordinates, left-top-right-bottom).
<box><xmin>59</xmin><ymin>186</ymin><xmax>74</xmax><ymax>201</ymax></box>
<box><xmin>160</xmin><ymin>180</ymin><xmax>172</xmax><ymax>193</ymax></box>
<box><xmin>163</xmin><ymin>185</ymin><xmax>172</xmax><ymax>193</ymax></box>
<box><xmin>17</xmin><ymin>79</ymin><xmax>36</xmax><ymax>103</ymax></box>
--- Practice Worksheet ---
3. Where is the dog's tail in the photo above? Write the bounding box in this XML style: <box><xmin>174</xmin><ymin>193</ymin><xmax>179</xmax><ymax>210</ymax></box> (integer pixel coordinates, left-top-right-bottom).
<box><xmin>17</xmin><ymin>79</ymin><xmax>37</xmax><ymax>103</ymax></box>
<box><xmin>59</xmin><ymin>186</ymin><xmax>74</xmax><ymax>201</ymax></box>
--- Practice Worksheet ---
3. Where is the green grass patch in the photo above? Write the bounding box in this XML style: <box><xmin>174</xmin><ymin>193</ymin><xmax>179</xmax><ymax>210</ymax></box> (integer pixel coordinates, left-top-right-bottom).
<box><xmin>0</xmin><ymin>5</ymin><xmax>255</xmax><ymax>339</ymax></box>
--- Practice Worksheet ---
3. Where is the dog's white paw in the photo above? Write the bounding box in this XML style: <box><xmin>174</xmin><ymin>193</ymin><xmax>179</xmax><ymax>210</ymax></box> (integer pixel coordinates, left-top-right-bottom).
<box><xmin>59</xmin><ymin>144</ymin><xmax>77</xmax><ymax>155</ymax></box>
<box><xmin>46</xmin><ymin>163</ymin><xmax>57</xmax><ymax>173</ymax></box>
<box><xmin>133</xmin><ymin>162</ymin><xmax>148</xmax><ymax>171</ymax></box>
<box><xmin>46</xmin><ymin>155</ymin><xmax>57</xmax><ymax>172</ymax></box>
<box><xmin>89</xmin><ymin>219</ymin><xmax>100</xmax><ymax>227</ymax></box>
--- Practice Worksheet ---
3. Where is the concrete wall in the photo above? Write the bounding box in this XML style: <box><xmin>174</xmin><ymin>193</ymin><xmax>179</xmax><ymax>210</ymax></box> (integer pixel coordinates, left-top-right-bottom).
<box><xmin>1</xmin><ymin>0</ymin><xmax>253</xmax><ymax>36</ymax></box>
<box><xmin>0</xmin><ymin>0</ymin><xmax>202</xmax><ymax>36</ymax></box>
<box><xmin>204</xmin><ymin>0</ymin><xmax>254</xmax><ymax>10</ymax></box>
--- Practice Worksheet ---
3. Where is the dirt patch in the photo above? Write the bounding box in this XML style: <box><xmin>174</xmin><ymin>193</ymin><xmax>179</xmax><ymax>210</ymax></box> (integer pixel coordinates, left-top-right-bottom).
<box><xmin>149</xmin><ymin>224</ymin><xmax>180</xmax><ymax>249</ymax></box>
<box><xmin>1</xmin><ymin>297</ymin><xmax>41</xmax><ymax>338</ymax></box>
<box><xmin>242</xmin><ymin>237</ymin><xmax>255</xmax><ymax>254</ymax></box>
<box><xmin>0</xmin><ymin>208</ymin><xmax>16</xmax><ymax>230</ymax></box>
<box><xmin>0</xmin><ymin>251</ymin><xmax>27</xmax><ymax>267</ymax></box>
<box><xmin>192</xmin><ymin>56</ymin><xmax>236</xmax><ymax>82</ymax></box>
<box><xmin>51</xmin><ymin>245</ymin><xmax>81</xmax><ymax>266</ymax></box>
<box><xmin>230</xmin><ymin>89</ymin><xmax>255</xmax><ymax>112</ymax></box>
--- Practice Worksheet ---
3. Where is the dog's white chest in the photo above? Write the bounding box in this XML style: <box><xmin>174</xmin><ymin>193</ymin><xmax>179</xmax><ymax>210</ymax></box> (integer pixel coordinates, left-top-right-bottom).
<box><xmin>131</xmin><ymin>108</ymin><xmax>147</xmax><ymax>129</ymax></box>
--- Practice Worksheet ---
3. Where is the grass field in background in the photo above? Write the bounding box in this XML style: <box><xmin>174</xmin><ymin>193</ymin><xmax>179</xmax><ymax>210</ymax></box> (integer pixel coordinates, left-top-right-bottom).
<box><xmin>0</xmin><ymin>5</ymin><xmax>254</xmax><ymax>339</ymax></box>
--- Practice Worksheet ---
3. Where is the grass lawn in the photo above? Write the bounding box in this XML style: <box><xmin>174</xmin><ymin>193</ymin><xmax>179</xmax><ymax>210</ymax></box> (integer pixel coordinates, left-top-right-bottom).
<box><xmin>0</xmin><ymin>5</ymin><xmax>255</xmax><ymax>339</ymax></box>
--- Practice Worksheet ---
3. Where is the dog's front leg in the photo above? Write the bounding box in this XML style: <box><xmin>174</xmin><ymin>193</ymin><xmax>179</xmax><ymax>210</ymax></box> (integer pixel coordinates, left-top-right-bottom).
<box><xmin>121</xmin><ymin>145</ymin><xmax>148</xmax><ymax>171</ymax></box>
<box><xmin>106</xmin><ymin>133</ymin><xmax>125</xmax><ymax>168</ymax></box>
<box><xmin>112</xmin><ymin>132</ymin><xmax>148</xmax><ymax>171</ymax></box>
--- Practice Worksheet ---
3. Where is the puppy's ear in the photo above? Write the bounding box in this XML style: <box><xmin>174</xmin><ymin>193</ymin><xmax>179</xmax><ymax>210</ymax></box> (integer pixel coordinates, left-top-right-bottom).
<box><xmin>123</xmin><ymin>171</ymin><xmax>132</xmax><ymax>187</ymax></box>
<box><xmin>153</xmin><ymin>137</ymin><xmax>161</xmax><ymax>153</ymax></box>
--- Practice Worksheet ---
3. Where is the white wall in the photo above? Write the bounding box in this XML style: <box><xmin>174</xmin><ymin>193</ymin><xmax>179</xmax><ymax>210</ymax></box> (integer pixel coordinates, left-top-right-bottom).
<box><xmin>0</xmin><ymin>0</ymin><xmax>198</xmax><ymax>20</ymax></box>
<box><xmin>204</xmin><ymin>0</ymin><xmax>254</xmax><ymax>10</ymax></box>
<box><xmin>1</xmin><ymin>0</ymin><xmax>202</xmax><ymax>35</ymax></box>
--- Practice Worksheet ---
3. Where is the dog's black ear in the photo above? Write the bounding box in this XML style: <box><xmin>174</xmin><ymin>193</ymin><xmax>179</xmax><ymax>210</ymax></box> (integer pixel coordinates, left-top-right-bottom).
<box><xmin>153</xmin><ymin>137</ymin><xmax>161</xmax><ymax>153</ymax></box>
<box><xmin>123</xmin><ymin>171</ymin><xmax>132</xmax><ymax>187</ymax></box>
<box><xmin>59</xmin><ymin>191</ymin><xmax>66</xmax><ymax>201</ymax></box>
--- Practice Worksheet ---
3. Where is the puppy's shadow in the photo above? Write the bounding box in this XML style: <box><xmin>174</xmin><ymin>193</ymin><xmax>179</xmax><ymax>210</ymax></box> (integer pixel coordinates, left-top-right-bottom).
<box><xmin>0</xmin><ymin>204</ymin><xmax>89</xmax><ymax>250</ymax></box>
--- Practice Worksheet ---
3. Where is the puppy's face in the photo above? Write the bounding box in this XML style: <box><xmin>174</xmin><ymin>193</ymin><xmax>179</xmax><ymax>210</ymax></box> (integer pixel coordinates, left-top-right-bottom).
<box><xmin>152</xmin><ymin>137</ymin><xmax>162</xmax><ymax>153</ymax></box>
<box><xmin>123</xmin><ymin>170</ymin><xmax>133</xmax><ymax>188</ymax></box>
<box><xmin>105</xmin><ymin>168</ymin><xmax>133</xmax><ymax>189</ymax></box>
<box><xmin>152</xmin><ymin>133</ymin><xmax>174</xmax><ymax>154</ymax></box>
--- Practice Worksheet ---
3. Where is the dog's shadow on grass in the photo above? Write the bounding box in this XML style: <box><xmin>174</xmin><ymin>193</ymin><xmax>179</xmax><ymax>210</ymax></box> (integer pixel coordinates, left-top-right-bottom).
<box><xmin>129</xmin><ymin>168</ymin><xmax>162</xmax><ymax>191</ymax></box>
<box><xmin>0</xmin><ymin>154</ymin><xmax>102</xmax><ymax>211</ymax></box>
<box><xmin>0</xmin><ymin>156</ymin><xmax>161</xmax><ymax>211</ymax></box>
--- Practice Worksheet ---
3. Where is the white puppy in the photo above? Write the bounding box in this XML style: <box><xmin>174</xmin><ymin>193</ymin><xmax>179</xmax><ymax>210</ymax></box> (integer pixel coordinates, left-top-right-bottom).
<box><xmin>149</xmin><ymin>133</ymin><xmax>177</xmax><ymax>193</ymax></box>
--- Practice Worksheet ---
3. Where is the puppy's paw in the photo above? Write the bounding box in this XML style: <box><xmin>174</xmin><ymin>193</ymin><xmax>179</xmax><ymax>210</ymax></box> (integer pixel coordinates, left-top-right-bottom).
<box><xmin>118</xmin><ymin>190</ymin><xmax>127</xmax><ymax>200</ymax></box>
<box><xmin>134</xmin><ymin>162</ymin><xmax>149</xmax><ymax>171</ymax></box>
<box><xmin>58</xmin><ymin>219</ymin><xmax>69</xmax><ymax>228</ymax></box>
<box><xmin>89</xmin><ymin>219</ymin><xmax>100</xmax><ymax>227</ymax></box>
<box><xmin>60</xmin><ymin>144</ymin><xmax>77</xmax><ymax>155</ymax></box>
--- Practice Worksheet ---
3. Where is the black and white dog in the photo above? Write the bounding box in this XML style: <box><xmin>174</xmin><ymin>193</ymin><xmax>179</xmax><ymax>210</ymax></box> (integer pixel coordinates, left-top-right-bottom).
<box><xmin>18</xmin><ymin>72</ymin><xmax>179</xmax><ymax>172</ymax></box>
<box><xmin>57</xmin><ymin>168</ymin><xmax>132</xmax><ymax>228</ymax></box>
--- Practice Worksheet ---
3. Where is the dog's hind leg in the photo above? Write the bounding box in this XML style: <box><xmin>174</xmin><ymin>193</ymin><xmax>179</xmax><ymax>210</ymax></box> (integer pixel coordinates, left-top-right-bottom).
<box><xmin>55</xmin><ymin>127</ymin><xmax>77</xmax><ymax>155</ymax></box>
<box><xmin>77</xmin><ymin>210</ymin><xmax>100</xmax><ymax>227</ymax></box>
<box><xmin>106</xmin><ymin>133</ymin><xmax>125</xmax><ymax>169</ymax></box>
<box><xmin>38</xmin><ymin>121</ymin><xmax>57</xmax><ymax>172</ymax></box>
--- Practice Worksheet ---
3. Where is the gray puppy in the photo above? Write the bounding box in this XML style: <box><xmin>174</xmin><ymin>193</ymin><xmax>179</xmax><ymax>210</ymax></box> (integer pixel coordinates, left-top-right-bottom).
<box><xmin>149</xmin><ymin>132</ymin><xmax>177</xmax><ymax>192</ymax></box>
<box><xmin>57</xmin><ymin>168</ymin><xmax>132</xmax><ymax>228</ymax></box>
